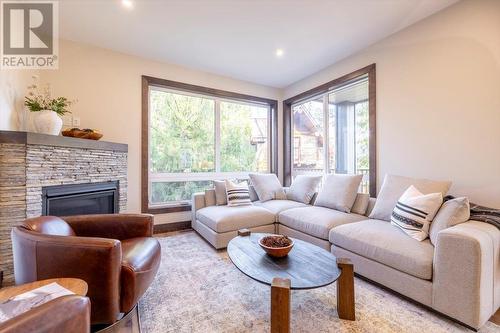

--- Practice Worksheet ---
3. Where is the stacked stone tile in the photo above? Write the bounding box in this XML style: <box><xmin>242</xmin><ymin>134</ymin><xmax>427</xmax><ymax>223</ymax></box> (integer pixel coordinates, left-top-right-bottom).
<box><xmin>0</xmin><ymin>141</ymin><xmax>127</xmax><ymax>285</ymax></box>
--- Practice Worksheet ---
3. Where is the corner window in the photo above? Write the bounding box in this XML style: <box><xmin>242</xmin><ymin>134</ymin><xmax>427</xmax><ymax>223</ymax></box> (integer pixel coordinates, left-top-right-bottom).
<box><xmin>284</xmin><ymin>65</ymin><xmax>376</xmax><ymax>196</ymax></box>
<box><xmin>142</xmin><ymin>77</ymin><xmax>277</xmax><ymax>212</ymax></box>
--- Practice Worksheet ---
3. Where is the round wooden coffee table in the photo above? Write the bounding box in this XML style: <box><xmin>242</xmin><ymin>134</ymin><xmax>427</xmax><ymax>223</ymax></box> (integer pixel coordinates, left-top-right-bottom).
<box><xmin>228</xmin><ymin>232</ymin><xmax>355</xmax><ymax>333</ymax></box>
<box><xmin>0</xmin><ymin>278</ymin><xmax>88</xmax><ymax>301</ymax></box>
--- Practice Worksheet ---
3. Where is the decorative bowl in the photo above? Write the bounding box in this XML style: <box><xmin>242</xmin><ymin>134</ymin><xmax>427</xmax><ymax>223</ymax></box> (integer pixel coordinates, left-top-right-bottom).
<box><xmin>259</xmin><ymin>234</ymin><xmax>294</xmax><ymax>258</ymax></box>
<box><xmin>62</xmin><ymin>128</ymin><xmax>103</xmax><ymax>140</ymax></box>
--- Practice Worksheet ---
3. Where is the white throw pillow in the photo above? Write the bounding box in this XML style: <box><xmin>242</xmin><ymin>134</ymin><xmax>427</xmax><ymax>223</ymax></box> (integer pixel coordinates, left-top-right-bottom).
<box><xmin>390</xmin><ymin>185</ymin><xmax>443</xmax><ymax>241</ymax></box>
<box><xmin>369</xmin><ymin>174</ymin><xmax>451</xmax><ymax>222</ymax></box>
<box><xmin>225</xmin><ymin>180</ymin><xmax>252</xmax><ymax>207</ymax></box>
<box><xmin>287</xmin><ymin>175</ymin><xmax>322</xmax><ymax>204</ymax></box>
<box><xmin>248</xmin><ymin>173</ymin><xmax>286</xmax><ymax>202</ymax></box>
<box><xmin>314</xmin><ymin>174</ymin><xmax>363</xmax><ymax>213</ymax></box>
<box><xmin>429</xmin><ymin>197</ymin><xmax>470</xmax><ymax>245</ymax></box>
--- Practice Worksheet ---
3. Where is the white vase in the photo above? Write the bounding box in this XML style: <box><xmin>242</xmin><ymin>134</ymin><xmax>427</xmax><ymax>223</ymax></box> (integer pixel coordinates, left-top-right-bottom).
<box><xmin>32</xmin><ymin>110</ymin><xmax>63</xmax><ymax>135</ymax></box>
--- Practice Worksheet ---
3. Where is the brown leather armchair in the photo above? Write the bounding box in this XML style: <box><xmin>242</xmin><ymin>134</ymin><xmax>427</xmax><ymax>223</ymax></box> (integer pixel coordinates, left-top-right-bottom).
<box><xmin>0</xmin><ymin>295</ymin><xmax>90</xmax><ymax>333</ymax></box>
<box><xmin>11</xmin><ymin>214</ymin><xmax>161</xmax><ymax>325</ymax></box>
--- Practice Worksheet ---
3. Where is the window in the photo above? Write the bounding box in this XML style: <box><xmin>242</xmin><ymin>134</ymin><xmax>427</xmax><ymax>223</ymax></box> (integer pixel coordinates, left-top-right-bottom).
<box><xmin>284</xmin><ymin>65</ymin><xmax>376</xmax><ymax>196</ymax></box>
<box><xmin>142</xmin><ymin>76</ymin><xmax>277</xmax><ymax>213</ymax></box>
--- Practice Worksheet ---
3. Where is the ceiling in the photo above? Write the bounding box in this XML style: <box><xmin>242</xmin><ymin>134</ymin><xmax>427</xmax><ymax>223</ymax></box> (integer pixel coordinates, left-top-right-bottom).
<box><xmin>59</xmin><ymin>0</ymin><xmax>459</xmax><ymax>88</ymax></box>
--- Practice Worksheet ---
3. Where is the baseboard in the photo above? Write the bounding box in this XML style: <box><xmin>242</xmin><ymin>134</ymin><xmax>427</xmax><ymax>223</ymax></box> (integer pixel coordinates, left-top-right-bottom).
<box><xmin>153</xmin><ymin>221</ymin><xmax>191</xmax><ymax>234</ymax></box>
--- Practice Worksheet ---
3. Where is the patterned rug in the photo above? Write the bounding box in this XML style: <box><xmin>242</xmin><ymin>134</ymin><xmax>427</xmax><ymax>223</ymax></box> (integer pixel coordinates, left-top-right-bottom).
<box><xmin>139</xmin><ymin>230</ymin><xmax>498</xmax><ymax>333</ymax></box>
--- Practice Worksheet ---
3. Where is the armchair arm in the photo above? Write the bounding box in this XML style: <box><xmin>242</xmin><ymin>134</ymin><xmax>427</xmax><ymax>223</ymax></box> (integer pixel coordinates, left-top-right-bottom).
<box><xmin>192</xmin><ymin>192</ymin><xmax>207</xmax><ymax>225</ymax></box>
<box><xmin>63</xmin><ymin>214</ymin><xmax>154</xmax><ymax>240</ymax></box>
<box><xmin>0</xmin><ymin>295</ymin><xmax>90</xmax><ymax>333</ymax></box>
<box><xmin>432</xmin><ymin>221</ymin><xmax>500</xmax><ymax>329</ymax></box>
<box><xmin>11</xmin><ymin>228</ymin><xmax>122</xmax><ymax>324</ymax></box>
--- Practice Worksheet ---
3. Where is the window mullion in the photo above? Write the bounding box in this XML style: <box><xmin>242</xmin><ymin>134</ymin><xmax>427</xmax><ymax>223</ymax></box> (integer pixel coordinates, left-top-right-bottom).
<box><xmin>215</xmin><ymin>99</ymin><xmax>221</xmax><ymax>173</ymax></box>
<box><xmin>323</xmin><ymin>94</ymin><xmax>329</xmax><ymax>175</ymax></box>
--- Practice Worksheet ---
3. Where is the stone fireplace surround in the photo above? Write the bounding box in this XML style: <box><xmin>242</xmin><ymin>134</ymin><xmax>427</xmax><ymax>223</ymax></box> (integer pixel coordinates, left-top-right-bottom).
<box><xmin>0</xmin><ymin>131</ymin><xmax>128</xmax><ymax>285</ymax></box>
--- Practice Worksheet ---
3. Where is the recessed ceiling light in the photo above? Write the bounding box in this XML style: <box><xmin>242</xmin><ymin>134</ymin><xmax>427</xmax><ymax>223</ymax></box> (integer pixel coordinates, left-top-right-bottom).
<box><xmin>275</xmin><ymin>48</ymin><xmax>284</xmax><ymax>58</ymax></box>
<box><xmin>122</xmin><ymin>0</ymin><xmax>133</xmax><ymax>9</ymax></box>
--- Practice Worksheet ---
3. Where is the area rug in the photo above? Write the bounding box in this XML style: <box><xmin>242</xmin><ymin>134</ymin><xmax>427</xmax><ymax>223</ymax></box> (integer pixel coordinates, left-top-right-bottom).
<box><xmin>139</xmin><ymin>230</ymin><xmax>498</xmax><ymax>333</ymax></box>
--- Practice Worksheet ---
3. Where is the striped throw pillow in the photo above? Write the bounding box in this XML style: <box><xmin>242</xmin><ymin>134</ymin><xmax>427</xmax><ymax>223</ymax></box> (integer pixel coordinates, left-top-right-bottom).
<box><xmin>390</xmin><ymin>185</ymin><xmax>443</xmax><ymax>241</ymax></box>
<box><xmin>225</xmin><ymin>180</ymin><xmax>252</xmax><ymax>207</ymax></box>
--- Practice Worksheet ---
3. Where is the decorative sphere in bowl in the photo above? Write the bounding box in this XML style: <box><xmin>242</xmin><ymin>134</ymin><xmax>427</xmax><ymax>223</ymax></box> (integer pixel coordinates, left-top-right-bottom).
<box><xmin>259</xmin><ymin>234</ymin><xmax>294</xmax><ymax>258</ymax></box>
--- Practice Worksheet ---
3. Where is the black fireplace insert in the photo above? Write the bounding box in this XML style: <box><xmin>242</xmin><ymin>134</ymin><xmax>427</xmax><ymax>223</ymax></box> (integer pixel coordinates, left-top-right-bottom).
<box><xmin>42</xmin><ymin>181</ymin><xmax>119</xmax><ymax>216</ymax></box>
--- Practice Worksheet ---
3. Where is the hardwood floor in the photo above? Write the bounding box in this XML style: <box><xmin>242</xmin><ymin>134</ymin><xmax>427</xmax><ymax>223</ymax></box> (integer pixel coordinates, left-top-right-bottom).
<box><xmin>491</xmin><ymin>308</ymin><xmax>500</xmax><ymax>325</ymax></box>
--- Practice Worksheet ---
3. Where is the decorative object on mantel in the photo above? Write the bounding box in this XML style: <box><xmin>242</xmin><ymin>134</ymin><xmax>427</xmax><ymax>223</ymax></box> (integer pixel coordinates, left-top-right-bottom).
<box><xmin>24</xmin><ymin>76</ymin><xmax>76</xmax><ymax>136</ymax></box>
<box><xmin>62</xmin><ymin>128</ymin><xmax>103</xmax><ymax>140</ymax></box>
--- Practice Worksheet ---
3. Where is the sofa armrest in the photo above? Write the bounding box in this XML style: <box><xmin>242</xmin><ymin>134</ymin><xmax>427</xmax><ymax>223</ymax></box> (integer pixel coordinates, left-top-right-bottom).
<box><xmin>63</xmin><ymin>214</ymin><xmax>154</xmax><ymax>240</ymax></box>
<box><xmin>11</xmin><ymin>228</ymin><xmax>122</xmax><ymax>324</ymax></box>
<box><xmin>192</xmin><ymin>192</ymin><xmax>207</xmax><ymax>224</ymax></box>
<box><xmin>432</xmin><ymin>220</ymin><xmax>500</xmax><ymax>329</ymax></box>
<box><xmin>0</xmin><ymin>295</ymin><xmax>90</xmax><ymax>333</ymax></box>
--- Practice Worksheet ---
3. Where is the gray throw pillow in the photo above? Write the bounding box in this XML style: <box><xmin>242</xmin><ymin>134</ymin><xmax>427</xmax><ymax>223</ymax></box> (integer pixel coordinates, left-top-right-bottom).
<box><xmin>429</xmin><ymin>197</ymin><xmax>470</xmax><ymax>245</ymax></box>
<box><xmin>351</xmin><ymin>193</ymin><xmax>370</xmax><ymax>215</ymax></box>
<box><xmin>213</xmin><ymin>180</ymin><xmax>227</xmax><ymax>206</ymax></box>
<box><xmin>314</xmin><ymin>174</ymin><xmax>363</xmax><ymax>213</ymax></box>
<box><xmin>287</xmin><ymin>175</ymin><xmax>322</xmax><ymax>204</ymax></box>
<box><xmin>369</xmin><ymin>174</ymin><xmax>452</xmax><ymax>222</ymax></box>
<box><xmin>248</xmin><ymin>173</ymin><xmax>286</xmax><ymax>202</ymax></box>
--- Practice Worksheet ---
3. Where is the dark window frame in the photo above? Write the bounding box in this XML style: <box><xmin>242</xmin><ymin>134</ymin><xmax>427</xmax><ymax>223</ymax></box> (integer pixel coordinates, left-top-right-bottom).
<box><xmin>282</xmin><ymin>64</ymin><xmax>377</xmax><ymax>197</ymax></box>
<box><xmin>141</xmin><ymin>75</ymin><xmax>279</xmax><ymax>214</ymax></box>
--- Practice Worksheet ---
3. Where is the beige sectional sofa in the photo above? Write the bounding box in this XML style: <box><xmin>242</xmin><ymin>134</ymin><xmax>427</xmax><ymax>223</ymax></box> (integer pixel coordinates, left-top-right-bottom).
<box><xmin>192</xmin><ymin>184</ymin><xmax>499</xmax><ymax>330</ymax></box>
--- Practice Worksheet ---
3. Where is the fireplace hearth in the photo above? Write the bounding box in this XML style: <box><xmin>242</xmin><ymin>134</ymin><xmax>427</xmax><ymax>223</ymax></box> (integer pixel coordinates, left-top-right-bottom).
<box><xmin>42</xmin><ymin>181</ymin><xmax>119</xmax><ymax>216</ymax></box>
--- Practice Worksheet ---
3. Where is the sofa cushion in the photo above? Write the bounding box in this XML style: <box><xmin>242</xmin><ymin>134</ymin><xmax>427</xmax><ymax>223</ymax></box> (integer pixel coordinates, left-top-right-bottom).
<box><xmin>369</xmin><ymin>174</ymin><xmax>451</xmax><ymax>222</ymax></box>
<box><xmin>286</xmin><ymin>175</ymin><xmax>321</xmax><ymax>204</ymax></box>
<box><xmin>329</xmin><ymin>219</ymin><xmax>435</xmax><ymax>280</ymax></box>
<box><xmin>196</xmin><ymin>205</ymin><xmax>274</xmax><ymax>233</ymax></box>
<box><xmin>278</xmin><ymin>206</ymin><xmax>366</xmax><ymax>240</ymax></box>
<box><xmin>254</xmin><ymin>200</ymin><xmax>308</xmax><ymax>219</ymax></box>
<box><xmin>314</xmin><ymin>174</ymin><xmax>363</xmax><ymax>213</ymax></box>
<box><xmin>429</xmin><ymin>197</ymin><xmax>470</xmax><ymax>245</ymax></box>
<box><xmin>249</xmin><ymin>173</ymin><xmax>286</xmax><ymax>202</ymax></box>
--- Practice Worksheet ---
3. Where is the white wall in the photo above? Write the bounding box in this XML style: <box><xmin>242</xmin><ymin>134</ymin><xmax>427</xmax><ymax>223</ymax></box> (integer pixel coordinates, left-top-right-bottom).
<box><xmin>38</xmin><ymin>40</ymin><xmax>282</xmax><ymax>223</ymax></box>
<box><xmin>0</xmin><ymin>70</ymin><xmax>36</xmax><ymax>131</ymax></box>
<box><xmin>284</xmin><ymin>0</ymin><xmax>500</xmax><ymax>207</ymax></box>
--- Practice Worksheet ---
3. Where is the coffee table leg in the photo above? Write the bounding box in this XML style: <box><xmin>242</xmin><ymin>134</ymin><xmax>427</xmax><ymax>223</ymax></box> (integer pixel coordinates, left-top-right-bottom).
<box><xmin>271</xmin><ymin>277</ymin><xmax>291</xmax><ymax>333</ymax></box>
<box><xmin>336</xmin><ymin>258</ymin><xmax>355</xmax><ymax>321</ymax></box>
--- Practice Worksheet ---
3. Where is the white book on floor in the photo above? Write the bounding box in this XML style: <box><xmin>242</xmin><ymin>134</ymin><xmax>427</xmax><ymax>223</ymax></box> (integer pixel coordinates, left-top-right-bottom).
<box><xmin>0</xmin><ymin>282</ymin><xmax>75</xmax><ymax>323</ymax></box>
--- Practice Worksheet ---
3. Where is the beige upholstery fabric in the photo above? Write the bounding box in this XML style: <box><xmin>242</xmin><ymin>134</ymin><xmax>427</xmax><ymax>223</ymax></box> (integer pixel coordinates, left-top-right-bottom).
<box><xmin>196</xmin><ymin>205</ymin><xmax>274</xmax><ymax>233</ymax></box>
<box><xmin>248</xmin><ymin>173</ymin><xmax>286</xmax><ymax>202</ymax></box>
<box><xmin>369</xmin><ymin>174</ymin><xmax>451</xmax><ymax>221</ymax></box>
<box><xmin>192</xmin><ymin>219</ymin><xmax>275</xmax><ymax>249</ymax></box>
<box><xmin>253</xmin><ymin>200</ymin><xmax>307</xmax><ymax>221</ymax></box>
<box><xmin>332</xmin><ymin>246</ymin><xmax>433</xmax><ymax>306</ymax></box>
<box><xmin>248</xmin><ymin>185</ymin><xmax>259</xmax><ymax>202</ymax></box>
<box><xmin>330</xmin><ymin>219</ymin><xmax>435</xmax><ymax>279</ymax></box>
<box><xmin>429</xmin><ymin>197</ymin><xmax>470</xmax><ymax>245</ymax></box>
<box><xmin>366</xmin><ymin>198</ymin><xmax>377</xmax><ymax>216</ymax></box>
<box><xmin>314</xmin><ymin>174</ymin><xmax>363</xmax><ymax>213</ymax></box>
<box><xmin>213</xmin><ymin>181</ymin><xmax>227</xmax><ymax>205</ymax></box>
<box><xmin>351</xmin><ymin>193</ymin><xmax>370</xmax><ymax>215</ymax></box>
<box><xmin>204</xmin><ymin>189</ymin><xmax>216</xmax><ymax>207</ymax></box>
<box><xmin>278</xmin><ymin>224</ymin><xmax>331</xmax><ymax>251</ymax></box>
<box><xmin>192</xmin><ymin>192</ymin><xmax>207</xmax><ymax>226</ymax></box>
<box><xmin>278</xmin><ymin>206</ymin><xmax>365</xmax><ymax>240</ymax></box>
<box><xmin>433</xmin><ymin>221</ymin><xmax>500</xmax><ymax>329</ymax></box>
<box><xmin>286</xmin><ymin>175</ymin><xmax>321</xmax><ymax>204</ymax></box>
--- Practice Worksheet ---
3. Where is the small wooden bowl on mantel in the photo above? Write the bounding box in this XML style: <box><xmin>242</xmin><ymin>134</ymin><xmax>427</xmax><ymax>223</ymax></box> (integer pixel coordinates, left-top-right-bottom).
<box><xmin>62</xmin><ymin>128</ymin><xmax>103</xmax><ymax>140</ymax></box>
<box><xmin>259</xmin><ymin>234</ymin><xmax>294</xmax><ymax>258</ymax></box>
